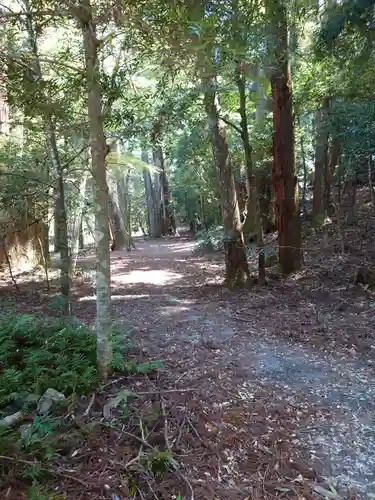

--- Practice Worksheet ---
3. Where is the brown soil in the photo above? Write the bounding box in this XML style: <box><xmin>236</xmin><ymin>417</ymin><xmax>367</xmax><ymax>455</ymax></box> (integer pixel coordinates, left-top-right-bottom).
<box><xmin>1</xmin><ymin>199</ymin><xmax>375</xmax><ymax>499</ymax></box>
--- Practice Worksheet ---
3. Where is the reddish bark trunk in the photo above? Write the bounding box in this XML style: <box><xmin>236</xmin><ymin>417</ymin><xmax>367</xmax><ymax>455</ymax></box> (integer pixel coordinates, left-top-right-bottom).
<box><xmin>268</xmin><ymin>0</ymin><xmax>301</xmax><ymax>275</ymax></box>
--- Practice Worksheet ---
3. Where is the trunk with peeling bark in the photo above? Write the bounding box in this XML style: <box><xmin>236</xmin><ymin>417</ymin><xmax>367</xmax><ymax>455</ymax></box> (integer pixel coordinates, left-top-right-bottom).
<box><xmin>203</xmin><ymin>73</ymin><xmax>250</xmax><ymax>288</ymax></box>
<box><xmin>267</xmin><ymin>0</ymin><xmax>301</xmax><ymax>274</ymax></box>
<box><xmin>81</xmin><ymin>2</ymin><xmax>112</xmax><ymax>379</ymax></box>
<box><xmin>24</xmin><ymin>3</ymin><xmax>70</xmax><ymax>312</ymax></box>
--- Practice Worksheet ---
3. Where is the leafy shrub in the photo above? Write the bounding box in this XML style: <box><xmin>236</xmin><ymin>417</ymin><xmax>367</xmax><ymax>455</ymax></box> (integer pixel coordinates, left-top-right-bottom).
<box><xmin>193</xmin><ymin>225</ymin><xmax>224</xmax><ymax>254</ymax></box>
<box><xmin>0</xmin><ymin>313</ymin><xmax>98</xmax><ymax>412</ymax></box>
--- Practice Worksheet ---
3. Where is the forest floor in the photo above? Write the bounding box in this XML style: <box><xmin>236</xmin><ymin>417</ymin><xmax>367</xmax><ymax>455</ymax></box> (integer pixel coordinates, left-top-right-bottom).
<box><xmin>2</xmin><ymin>195</ymin><xmax>375</xmax><ymax>499</ymax></box>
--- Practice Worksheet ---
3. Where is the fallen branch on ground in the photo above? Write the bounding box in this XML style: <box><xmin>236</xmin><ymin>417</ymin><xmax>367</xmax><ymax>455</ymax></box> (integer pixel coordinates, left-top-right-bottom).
<box><xmin>0</xmin><ymin>455</ymin><xmax>89</xmax><ymax>488</ymax></box>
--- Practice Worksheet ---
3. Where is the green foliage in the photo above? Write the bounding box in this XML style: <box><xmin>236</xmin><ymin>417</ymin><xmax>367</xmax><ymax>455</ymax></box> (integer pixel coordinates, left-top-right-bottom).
<box><xmin>0</xmin><ymin>313</ymin><xmax>98</xmax><ymax>412</ymax></box>
<box><xmin>193</xmin><ymin>226</ymin><xmax>224</xmax><ymax>254</ymax></box>
<box><xmin>143</xmin><ymin>450</ymin><xmax>178</xmax><ymax>476</ymax></box>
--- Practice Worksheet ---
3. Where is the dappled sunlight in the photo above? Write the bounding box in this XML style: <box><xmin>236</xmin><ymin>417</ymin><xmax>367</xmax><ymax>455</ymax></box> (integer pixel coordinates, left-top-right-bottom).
<box><xmin>146</xmin><ymin>241</ymin><xmax>196</xmax><ymax>253</ymax></box>
<box><xmin>112</xmin><ymin>269</ymin><xmax>183</xmax><ymax>286</ymax></box>
<box><xmin>78</xmin><ymin>293</ymin><xmax>151</xmax><ymax>302</ymax></box>
<box><xmin>156</xmin><ymin>305</ymin><xmax>191</xmax><ymax>316</ymax></box>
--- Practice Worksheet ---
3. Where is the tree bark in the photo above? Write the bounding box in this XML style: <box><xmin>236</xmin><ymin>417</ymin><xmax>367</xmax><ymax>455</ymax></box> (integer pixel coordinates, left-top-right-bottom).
<box><xmin>80</xmin><ymin>1</ymin><xmax>112</xmax><ymax>380</ymax></box>
<box><xmin>70</xmin><ymin>171</ymin><xmax>88</xmax><ymax>275</ymax></box>
<box><xmin>142</xmin><ymin>149</ymin><xmax>162</xmax><ymax>238</ymax></box>
<box><xmin>369</xmin><ymin>156</ymin><xmax>374</xmax><ymax>204</ymax></box>
<box><xmin>203</xmin><ymin>72</ymin><xmax>250</xmax><ymax>288</ymax></box>
<box><xmin>313</xmin><ymin>98</ymin><xmax>330</xmax><ymax>217</ymax></box>
<box><xmin>235</xmin><ymin>62</ymin><xmax>265</xmax><ymax>284</ymax></box>
<box><xmin>151</xmin><ymin>121</ymin><xmax>173</xmax><ymax>235</ymax></box>
<box><xmin>267</xmin><ymin>0</ymin><xmax>302</xmax><ymax>274</ymax></box>
<box><xmin>23</xmin><ymin>2</ymin><xmax>70</xmax><ymax>312</ymax></box>
<box><xmin>325</xmin><ymin>136</ymin><xmax>340</xmax><ymax>213</ymax></box>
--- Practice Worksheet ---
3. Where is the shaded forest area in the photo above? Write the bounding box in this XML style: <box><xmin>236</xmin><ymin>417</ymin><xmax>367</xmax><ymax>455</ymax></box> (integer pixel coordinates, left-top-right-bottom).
<box><xmin>0</xmin><ymin>0</ymin><xmax>375</xmax><ymax>498</ymax></box>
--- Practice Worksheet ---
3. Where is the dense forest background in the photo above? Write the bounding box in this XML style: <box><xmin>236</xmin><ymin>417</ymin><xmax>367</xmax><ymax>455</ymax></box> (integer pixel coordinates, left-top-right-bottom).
<box><xmin>0</xmin><ymin>0</ymin><xmax>375</xmax><ymax>498</ymax></box>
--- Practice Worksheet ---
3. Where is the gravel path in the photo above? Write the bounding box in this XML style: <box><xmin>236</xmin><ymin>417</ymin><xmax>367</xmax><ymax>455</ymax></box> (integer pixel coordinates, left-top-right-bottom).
<box><xmin>76</xmin><ymin>236</ymin><xmax>375</xmax><ymax>498</ymax></box>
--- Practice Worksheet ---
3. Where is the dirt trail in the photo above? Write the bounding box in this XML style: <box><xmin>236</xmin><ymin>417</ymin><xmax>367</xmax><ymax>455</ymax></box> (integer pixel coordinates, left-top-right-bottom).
<box><xmin>76</xmin><ymin>236</ymin><xmax>375</xmax><ymax>498</ymax></box>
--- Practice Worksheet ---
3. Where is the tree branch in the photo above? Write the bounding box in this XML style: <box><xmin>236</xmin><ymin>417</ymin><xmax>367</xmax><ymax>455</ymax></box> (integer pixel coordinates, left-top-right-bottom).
<box><xmin>220</xmin><ymin>116</ymin><xmax>243</xmax><ymax>135</ymax></box>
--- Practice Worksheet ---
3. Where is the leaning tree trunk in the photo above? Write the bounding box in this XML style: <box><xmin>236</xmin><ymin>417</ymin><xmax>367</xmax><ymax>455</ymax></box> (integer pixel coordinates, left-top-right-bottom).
<box><xmin>81</xmin><ymin>1</ymin><xmax>112</xmax><ymax>380</ymax></box>
<box><xmin>203</xmin><ymin>72</ymin><xmax>250</xmax><ymax>288</ymax></box>
<box><xmin>267</xmin><ymin>0</ymin><xmax>301</xmax><ymax>274</ymax></box>
<box><xmin>235</xmin><ymin>62</ymin><xmax>265</xmax><ymax>284</ymax></box>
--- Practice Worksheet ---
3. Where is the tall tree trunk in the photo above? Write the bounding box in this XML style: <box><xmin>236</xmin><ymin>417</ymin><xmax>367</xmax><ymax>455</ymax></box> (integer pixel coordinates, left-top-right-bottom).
<box><xmin>235</xmin><ymin>62</ymin><xmax>265</xmax><ymax>284</ymax></box>
<box><xmin>313</xmin><ymin>98</ymin><xmax>330</xmax><ymax>217</ymax></box>
<box><xmin>203</xmin><ymin>72</ymin><xmax>250</xmax><ymax>288</ymax></box>
<box><xmin>108</xmin><ymin>189</ymin><xmax>126</xmax><ymax>249</ymax></box>
<box><xmin>70</xmin><ymin>171</ymin><xmax>88</xmax><ymax>275</ymax></box>
<box><xmin>153</xmin><ymin>147</ymin><xmax>170</xmax><ymax>235</ymax></box>
<box><xmin>255</xmin><ymin>66</ymin><xmax>275</xmax><ymax>234</ymax></box>
<box><xmin>297</xmin><ymin>113</ymin><xmax>308</xmax><ymax>217</ymax></box>
<box><xmin>325</xmin><ymin>136</ymin><xmax>340</xmax><ymax>213</ymax></box>
<box><xmin>151</xmin><ymin>121</ymin><xmax>172</xmax><ymax>235</ymax></box>
<box><xmin>24</xmin><ymin>2</ymin><xmax>70</xmax><ymax>312</ymax></box>
<box><xmin>142</xmin><ymin>149</ymin><xmax>161</xmax><ymax>238</ymax></box>
<box><xmin>79</xmin><ymin>222</ymin><xmax>84</xmax><ymax>249</ymax></box>
<box><xmin>369</xmin><ymin>156</ymin><xmax>374</xmax><ymax>204</ymax></box>
<box><xmin>267</xmin><ymin>0</ymin><xmax>302</xmax><ymax>274</ymax></box>
<box><xmin>116</xmin><ymin>170</ymin><xmax>135</xmax><ymax>250</ymax></box>
<box><xmin>81</xmin><ymin>1</ymin><xmax>112</xmax><ymax>380</ymax></box>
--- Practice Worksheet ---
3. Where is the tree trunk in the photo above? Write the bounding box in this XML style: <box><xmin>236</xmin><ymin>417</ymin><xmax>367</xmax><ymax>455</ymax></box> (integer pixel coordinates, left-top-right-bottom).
<box><xmin>297</xmin><ymin>113</ymin><xmax>308</xmax><ymax>217</ymax></box>
<box><xmin>54</xmin><ymin>196</ymin><xmax>61</xmax><ymax>253</ymax></box>
<box><xmin>81</xmin><ymin>2</ymin><xmax>112</xmax><ymax>380</ymax></box>
<box><xmin>151</xmin><ymin>121</ymin><xmax>173</xmax><ymax>236</ymax></box>
<box><xmin>235</xmin><ymin>62</ymin><xmax>265</xmax><ymax>284</ymax></box>
<box><xmin>108</xmin><ymin>190</ymin><xmax>126</xmax><ymax>249</ymax></box>
<box><xmin>153</xmin><ymin>147</ymin><xmax>170</xmax><ymax>235</ymax></box>
<box><xmin>70</xmin><ymin>171</ymin><xmax>89</xmax><ymax>275</ymax></box>
<box><xmin>142</xmin><ymin>150</ymin><xmax>162</xmax><ymax>238</ymax></box>
<box><xmin>23</xmin><ymin>3</ymin><xmax>70</xmax><ymax>312</ymax></box>
<box><xmin>325</xmin><ymin>136</ymin><xmax>340</xmax><ymax>213</ymax></box>
<box><xmin>267</xmin><ymin>0</ymin><xmax>302</xmax><ymax>274</ymax></box>
<box><xmin>313</xmin><ymin>99</ymin><xmax>330</xmax><ymax>217</ymax></box>
<box><xmin>203</xmin><ymin>73</ymin><xmax>250</xmax><ymax>288</ymax></box>
<box><xmin>369</xmin><ymin>156</ymin><xmax>374</xmax><ymax>204</ymax></box>
<box><xmin>79</xmin><ymin>222</ymin><xmax>84</xmax><ymax>249</ymax></box>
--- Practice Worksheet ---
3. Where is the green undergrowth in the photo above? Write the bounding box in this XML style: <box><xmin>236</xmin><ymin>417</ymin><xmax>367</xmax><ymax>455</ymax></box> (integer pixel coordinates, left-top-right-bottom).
<box><xmin>0</xmin><ymin>312</ymin><xmax>165</xmax><ymax>497</ymax></box>
<box><xmin>0</xmin><ymin>313</ymin><xmax>98</xmax><ymax>413</ymax></box>
<box><xmin>193</xmin><ymin>225</ymin><xmax>224</xmax><ymax>254</ymax></box>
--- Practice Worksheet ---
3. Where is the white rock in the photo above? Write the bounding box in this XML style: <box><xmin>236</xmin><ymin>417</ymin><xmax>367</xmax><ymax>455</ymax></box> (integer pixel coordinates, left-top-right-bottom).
<box><xmin>37</xmin><ymin>388</ymin><xmax>65</xmax><ymax>414</ymax></box>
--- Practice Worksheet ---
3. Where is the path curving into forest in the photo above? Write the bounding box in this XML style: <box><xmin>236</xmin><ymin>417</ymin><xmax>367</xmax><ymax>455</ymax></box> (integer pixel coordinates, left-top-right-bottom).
<box><xmin>76</xmin><ymin>235</ymin><xmax>375</xmax><ymax>498</ymax></box>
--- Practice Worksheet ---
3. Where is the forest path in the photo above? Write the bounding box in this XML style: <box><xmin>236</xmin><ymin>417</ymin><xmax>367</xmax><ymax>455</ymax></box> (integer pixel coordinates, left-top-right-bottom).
<box><xmin>76</xmin><ymin>235</ymin><xmax>375</xmax><ymax>498</ymax></box>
